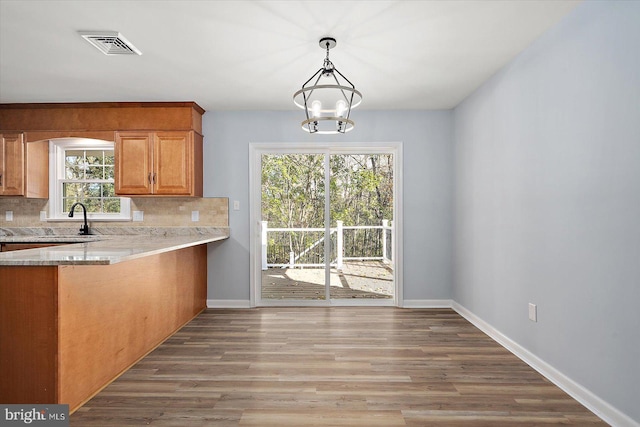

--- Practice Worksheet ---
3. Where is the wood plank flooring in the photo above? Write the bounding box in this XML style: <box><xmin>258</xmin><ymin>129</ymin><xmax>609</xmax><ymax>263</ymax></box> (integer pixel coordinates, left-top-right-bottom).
<box><xmin>71</xmin><ymin>308</ymin><xmax>607</xmax><ymax>426</ymax></box>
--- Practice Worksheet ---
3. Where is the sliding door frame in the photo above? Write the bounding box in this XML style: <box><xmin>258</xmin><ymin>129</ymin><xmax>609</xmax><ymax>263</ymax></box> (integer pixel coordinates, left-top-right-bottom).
<box><xmin>249</xmin><ymin>142</ymin><xmax>403</xmax><ymax>307</ymax></box>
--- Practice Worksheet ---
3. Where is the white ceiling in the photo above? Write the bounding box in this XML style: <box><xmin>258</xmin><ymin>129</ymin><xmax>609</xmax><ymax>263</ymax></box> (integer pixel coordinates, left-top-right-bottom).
<box><xmin>0</xmin><ymin>0</ymin><xmax>581</xmax><ymax>112</ymax></box>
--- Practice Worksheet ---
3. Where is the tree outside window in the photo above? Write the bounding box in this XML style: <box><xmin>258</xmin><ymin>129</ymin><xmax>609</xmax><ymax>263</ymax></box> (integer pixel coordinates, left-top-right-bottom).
<box><xmin>49</xmin><ymin>139</ymin><xmax>130</xmax><ymax>220</ymax></box>
<box><xmin>63</xmin><ymin>149</ymin><xmax>120</xmax><ymax>214</ymax></box>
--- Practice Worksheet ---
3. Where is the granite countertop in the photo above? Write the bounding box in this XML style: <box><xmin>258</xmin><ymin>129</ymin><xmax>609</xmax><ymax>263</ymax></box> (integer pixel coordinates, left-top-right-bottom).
<box><xmin>0</xmin><ymin>227</ymin><xmax>229</xmax><ymax>266</ymax></box>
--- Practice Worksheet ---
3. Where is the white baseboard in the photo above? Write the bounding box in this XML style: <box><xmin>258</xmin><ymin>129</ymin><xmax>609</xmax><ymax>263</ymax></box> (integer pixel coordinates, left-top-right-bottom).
<box><xmin>402</xmin><ymin>299</ymin><xmax>453</xmax><ymax>308</ymax></box>
<box><xmin>206</xmin><ymin>299</ymin><xmax>251</xmax><ymax>308</ymax></box>
<box><xmin>452</xmin><ymin>301</ymin><xmax>639</xmax><ymax>427</ymax></box>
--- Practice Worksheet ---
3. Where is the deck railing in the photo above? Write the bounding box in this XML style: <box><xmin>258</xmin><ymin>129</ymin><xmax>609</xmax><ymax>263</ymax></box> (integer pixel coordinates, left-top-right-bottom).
<box><xmin>261</xmin><ymin>220</ymin><xmax>393</xmax><ymax>270</ymax></box>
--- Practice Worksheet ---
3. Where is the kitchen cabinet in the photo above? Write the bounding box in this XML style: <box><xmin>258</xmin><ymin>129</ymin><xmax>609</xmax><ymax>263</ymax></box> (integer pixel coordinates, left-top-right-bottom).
<box><xmin>0</xmin><ymin>133</ymin><xmax>24</xmax><ymax>196</ymax></box>
<box><xmin>0</xmin><ymin>244</ymin><xmax>207</xmax><ymax>412</ymax></box>
<box><xmin>0</xmin><ymin>133</ymin><xmax>48</xmax><ymax>198</ymax></box>
<box><xmin>115</xmin><ymin>130</ymin><xmax>203</xmax><ymax>196</ymax></box>
<box><xmin>1</xmin><ymin>102</ymin><xmax>204</xmax><ymax>198</ymax></box>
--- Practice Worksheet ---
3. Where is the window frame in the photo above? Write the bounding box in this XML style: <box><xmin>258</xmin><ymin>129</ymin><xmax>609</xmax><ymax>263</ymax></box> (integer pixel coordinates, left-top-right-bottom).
<box><xmin>48</xmin><ymin>138</ymin><xmax>131</xmax><ymax>221</ymax></box>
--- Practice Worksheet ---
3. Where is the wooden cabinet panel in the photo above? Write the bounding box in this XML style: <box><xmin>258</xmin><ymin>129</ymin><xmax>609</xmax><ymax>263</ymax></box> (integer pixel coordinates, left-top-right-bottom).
<box><xmin>57</xmin><ymin>245</ymin><xmax>206</xmax><ymax>410</ymax></box>
<box><xmin>0</xmin><ymin>133</ymin><xmax>25</xmax><ymax>195</ymax></box>
<box><xmin>0</xmin><ymin>266</ymin><xmax>59</xmax><ymax>404</ymax></box>
<box><xmin>0</xmin><ymin>102</ymin><xmax>204</xmax><ymax>134</ymax></box>
<box><xmin>24</xmin><ymin>140</ymin><xmax>49</xmax><ymax>198</ymax></box>
<box><xmin>0</xmin><ymin>134</ymin><xmax>48</xmax><ymax>198</ymax></box>
<box><xmin>115</xmin><ymin>132</ymin><xmax>153</xmax><ymax>195</ymax></box>
<box><xmin>154</xmin><ymin>132</ymin><xmax>192</xmax><ymax>195</ymax></box>
<box><xmin>1</xmin><ymin>103</ymin><xmax>204</xmax><ymax>198</ymax></box>
<box><xmin>115</xmin><ymin>130</ymin><xmax>201</xmax><ymax>196</ymax></box>
<box><xmin>0</xmin><ymin>245</ymin><xmax>207</xmax><ymax>412</ymax></box>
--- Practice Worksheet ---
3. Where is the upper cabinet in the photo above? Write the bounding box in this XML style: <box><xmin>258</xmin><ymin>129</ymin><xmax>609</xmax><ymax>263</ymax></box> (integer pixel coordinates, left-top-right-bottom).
<box><xmin>0</xmin><ymin>102</ymin><xmax>205</xmax><ymax>198</ymax></box>
<box><xmin>0</xmin><ymin>133</ymin><xmax>48</xmax><ymax>198</ymax></box>
<box><xmin>0</xmin><ymin>133</ymin><xmax>24</xmax><ymax>196</ymax></box>
<box><xmin>115</xmin><ymin>131</ymin><xmax>203</xmax><ymax>196</ymax></box>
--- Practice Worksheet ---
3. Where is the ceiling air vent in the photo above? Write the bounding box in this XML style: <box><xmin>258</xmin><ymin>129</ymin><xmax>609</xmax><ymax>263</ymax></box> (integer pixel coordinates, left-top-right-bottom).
<box><xmin>79</xmin><ymin>31</ymin><xmax>142</xmax><ymax>55</ymax></box>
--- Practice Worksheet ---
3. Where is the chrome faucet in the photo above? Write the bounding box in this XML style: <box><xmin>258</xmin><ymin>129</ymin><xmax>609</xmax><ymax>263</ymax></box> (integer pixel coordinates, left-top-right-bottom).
<box><xmin>68</xmin><ymin>202</ymin><xmax>90</xmax><ymax>235</ymax></box>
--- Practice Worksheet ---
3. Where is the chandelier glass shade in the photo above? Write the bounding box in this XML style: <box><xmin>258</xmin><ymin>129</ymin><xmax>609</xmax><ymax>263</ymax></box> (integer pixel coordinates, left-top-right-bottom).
<box><xmin>293</xmin><ymin>37</ymin><xmax>362</xmax><ymax>134</ymax></box>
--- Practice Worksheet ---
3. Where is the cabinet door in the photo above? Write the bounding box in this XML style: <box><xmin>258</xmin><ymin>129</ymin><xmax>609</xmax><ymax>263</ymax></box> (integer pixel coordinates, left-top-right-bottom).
<box><xmin>153</xmin><ymin>131</ymin><xmax>193</xmax><ymax>195</ymax></box>
<box><xmin>115</xmin><ymin>132</ymin><xmax>153</xmax><ymax>195</ymax></box>
<box><xmin>24</xmin><ymin>141</ymin><xmax>49</xmax><ymax>198</ymax></box>
<box><xmin>0</xmin><ymin>133</ymin><xmax>25</xmax><ymax>196</ymax></box>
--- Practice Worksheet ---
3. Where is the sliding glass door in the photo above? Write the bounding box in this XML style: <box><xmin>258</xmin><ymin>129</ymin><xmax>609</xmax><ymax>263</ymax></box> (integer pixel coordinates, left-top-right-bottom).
<box><xmin>260</xmin><ymin>153</ymin><xmax>327</xmax><ymax>300</ymax></box>
<box><xmin>251</xmin><ymin>144</ymin><xmax>400</xmax><ymax>306</ymax></box>
<box><xmin>328</xmin><ymin>154</ymin><xmax>394</xmax><ymax>300</ymax></box>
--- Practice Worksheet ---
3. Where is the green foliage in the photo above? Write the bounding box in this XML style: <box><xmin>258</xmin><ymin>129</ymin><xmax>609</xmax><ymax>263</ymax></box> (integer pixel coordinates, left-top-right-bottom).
<box><xmin>261</xmin><ymin>154</ymin><xmax>325</xmax><ymax>228</ymax></box>
<box><xmin>328</xmin><ymin>154</ymin><xmax>393</xmax><ymax>226</ymax></box>
<box><xmin>262</xmin><ymin>153</ymin><xmax>393</xmax><ymax>228</ymax></box>
<box><xmin>63</xmin><ymin>149</ymin><xmax>119</xmax><ymax>214</ymax></box>
<box><xmin>262</xmin><ymin>153</ymin><xmax>393</xmax><ymax>262</ymax></box>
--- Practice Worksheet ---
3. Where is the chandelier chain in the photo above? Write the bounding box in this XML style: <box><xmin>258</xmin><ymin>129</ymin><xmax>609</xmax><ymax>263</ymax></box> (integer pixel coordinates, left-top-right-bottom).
<box><xmin>323</xmin><ymin>42</ymin><xmax>333</xmax><ymax>72</ymax></box>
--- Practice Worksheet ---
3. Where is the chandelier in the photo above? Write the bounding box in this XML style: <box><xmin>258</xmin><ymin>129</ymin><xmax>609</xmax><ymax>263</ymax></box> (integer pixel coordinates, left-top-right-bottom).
<box><xmin>293</xmin><ymin>37</ymin><xmax>362</xmax><ymax>134</ymax></box>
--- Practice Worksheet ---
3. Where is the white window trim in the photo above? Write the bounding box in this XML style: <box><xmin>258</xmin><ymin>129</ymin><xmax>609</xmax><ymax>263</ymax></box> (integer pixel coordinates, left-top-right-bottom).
<box><xmin>47</xmin><ymin>138</ymin><xmax>131</xmax><ymax>221</ymax></box>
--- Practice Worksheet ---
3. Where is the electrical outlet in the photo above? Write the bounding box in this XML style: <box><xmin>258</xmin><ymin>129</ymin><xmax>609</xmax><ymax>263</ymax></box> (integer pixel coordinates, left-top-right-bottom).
<box><xmin>528</xmin><ymin>303</ymin><xmax>537</xmax><ymax>322</ymax></box>
<box><xmin>132</xmin><ymin>211</ymin><xmax>144</xmax><ymax>222</ymax></box>
<box><xmin>5</xmin><ymin>211</ymin><xmax>14</xmax><ymax>221</ymax></box>
<box><xmin>233</xmin><ymin>200</ymin><xmax>240</xmax><ymax>211</ymax></box>
<box><xmin>40</xmin><ymin>211</ymin><xmax>47</xmax><ymax>221</ymax></box>
<box><xmin>191</xmin><ymin>210</ymin><xmax>199</xmax><ymax>222</ymax></box>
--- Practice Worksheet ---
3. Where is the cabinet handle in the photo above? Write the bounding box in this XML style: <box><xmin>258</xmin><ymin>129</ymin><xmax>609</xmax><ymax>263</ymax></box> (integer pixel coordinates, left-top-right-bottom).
<box><xmin>0</xmin><ymin>173</ymin><xmax>2</xmax><ymax>186</ymax></box>
<box><xmin>148</xmin><ymin>173</ymin><xmax>152</xmax><ymax>184</ymax></box>
<box><xmin>152</xmin><ymin>173</ymin><xmax>157</xmax><ymax>184</ymax></box>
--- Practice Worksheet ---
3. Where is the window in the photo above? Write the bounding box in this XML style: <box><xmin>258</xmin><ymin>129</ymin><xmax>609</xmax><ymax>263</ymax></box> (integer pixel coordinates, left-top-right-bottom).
<box><xmin>49</xmin><ymin>138</ymin><xmax>130</xmax><ymax>220</ymax></box>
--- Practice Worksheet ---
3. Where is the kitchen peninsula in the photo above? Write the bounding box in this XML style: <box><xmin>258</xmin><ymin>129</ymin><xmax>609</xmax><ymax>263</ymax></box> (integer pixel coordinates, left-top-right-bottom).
<box><xmin>0</xmin><ymin>227</ymin><xmax>229</xmax><ymax>412</ymax></box>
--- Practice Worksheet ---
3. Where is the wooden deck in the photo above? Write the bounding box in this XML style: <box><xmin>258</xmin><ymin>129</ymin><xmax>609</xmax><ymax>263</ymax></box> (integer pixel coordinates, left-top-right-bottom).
<box><xmin>261</xmin><ymin>260</ymin><xmax>394</xmax><ymax>300</ymax></box>
<box><xmin>70</xmin><ymin>307</ymin><xmax>606</xmax><ymax>426</ymax></box>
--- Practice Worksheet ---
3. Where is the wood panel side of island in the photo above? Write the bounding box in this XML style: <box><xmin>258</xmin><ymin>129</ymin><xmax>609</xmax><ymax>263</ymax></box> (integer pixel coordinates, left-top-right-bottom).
<box><xmin>57</xmin><ymin>244</ymin><xmax>207</xmax><ymax>412</ymax></box>
<box><xmin>0</xmin><ymin>266</ymin><xmax>59</xmax><ymax>404</ymax></box>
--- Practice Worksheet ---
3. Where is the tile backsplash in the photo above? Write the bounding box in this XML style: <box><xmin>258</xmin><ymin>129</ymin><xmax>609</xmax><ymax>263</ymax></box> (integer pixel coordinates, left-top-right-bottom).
<box><xmin>0</xmin><ymin>197</ymin><xmax>228</xmax><ymax>228</ymax></box>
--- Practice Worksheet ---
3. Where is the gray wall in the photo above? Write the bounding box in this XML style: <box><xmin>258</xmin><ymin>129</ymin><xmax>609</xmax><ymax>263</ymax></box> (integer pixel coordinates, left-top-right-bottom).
<box><xmin>203</xmin><ymin>110</ymin><xmax>453</xmax><ymax>302</ymax></box>
<box><xmin>453</xmin><ymin>1</ymin><xmax>640</xmax><ymax>422</ymax></box>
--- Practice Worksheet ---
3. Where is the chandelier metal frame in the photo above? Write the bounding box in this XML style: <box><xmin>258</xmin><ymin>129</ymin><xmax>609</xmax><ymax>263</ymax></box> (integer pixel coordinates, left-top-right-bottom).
<box><xmin>293</xmin><ymin>37</ymin><xmax>362</xmax><ymax>134</ymax></box>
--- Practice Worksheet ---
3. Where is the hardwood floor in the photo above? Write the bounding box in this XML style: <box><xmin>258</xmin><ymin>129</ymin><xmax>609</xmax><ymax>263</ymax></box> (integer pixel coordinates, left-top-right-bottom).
<box><xmin>71</xmin><ymin>308</ymin><xmax>607</xmax><ymax>426</ymax></box>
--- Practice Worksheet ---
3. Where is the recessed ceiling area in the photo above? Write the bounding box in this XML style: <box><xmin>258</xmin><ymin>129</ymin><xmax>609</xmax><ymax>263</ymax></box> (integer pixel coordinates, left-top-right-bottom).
<box><xmin>0</xmin><ymin>0</ymin><xmax>581</xmax><ymax>112</ymax></box>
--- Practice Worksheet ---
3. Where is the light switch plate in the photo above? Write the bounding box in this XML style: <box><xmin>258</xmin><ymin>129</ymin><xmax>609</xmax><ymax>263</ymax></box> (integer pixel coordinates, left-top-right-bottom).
<box><xmin>528</xmin><ymin>303</ymin><xmax>537</xmax><ymax>322</ymax></box>
<box><xmin>5</xmin><ymin>211</ymin><xmax>13</xmax><ymax>221</ymax></box>
<box><xmin>191</xmin><ymin>210</ymin><xmax>199</xmax><ymax>222</ymax></box>
<box><xmin>233</xmin><ymin>200</ymin><xmax>240</xmax><ymax>211</ymax></box>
